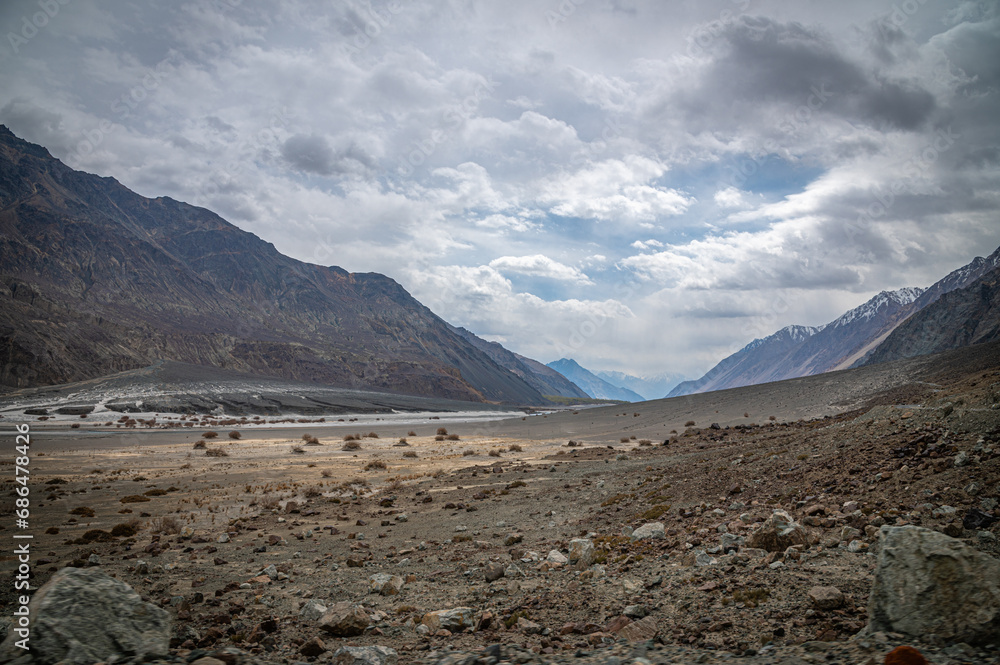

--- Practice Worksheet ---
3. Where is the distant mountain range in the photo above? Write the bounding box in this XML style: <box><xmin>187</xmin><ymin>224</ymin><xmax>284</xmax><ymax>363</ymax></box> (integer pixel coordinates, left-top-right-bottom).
<box><xmin>0</xmin><ymin>126</ymin><xmax>552</xmax><ymax>404</ymax></box>
<box><xmin>546</xmin><ymin>359</ymin><xmax>645</xmax><ymax>402</ymax></box>
<box><xmin>595</xmin><ymin>370</ymin><xmax>688</xmax><ymax>401</ymax></box>
<box><xmin>669</xmin><ymin>246</ymin><xmax>1000</xmax><ymax>397</ymax></box>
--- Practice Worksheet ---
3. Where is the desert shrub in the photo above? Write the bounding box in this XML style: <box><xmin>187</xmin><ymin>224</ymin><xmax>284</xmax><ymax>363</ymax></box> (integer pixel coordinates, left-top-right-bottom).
<box><xmin>205</xmin><ymin>448</ymin><xmax>229</xmax><ymax>457</ymax></box>
<box><xmin>144</xmin><ymin>488</ymin><xmax>167</xmax><ymax>497</ymax></box>
<box><xmin>434</xmin><ymin>435</ymin><xmax>445</xmax><ymax>441</ymax></box>
<box><xmin>436</xmin><ymin>427</ymin><xmax>448</xmax><ymax>436</ymax></box>
<box><xmin>193</xmin><ymin>440</ymin><xmax>207</xmax><ymax>449</ymax></box>
<box><xmin>151</xmin><ymin>516</ymin><xmax>180</xmax><ymax>535</ymax></box>
<box><xmin>506</xmin><ymin>480</ymin><xmax>526</xmax><ymax>489</ymax></box>
<box><xmin>204</xmin><ymin>431</ymin><xmax>219</xmax><ymax>439</ymax></box>
<box><xmin>363</xmin><ymin>460</ymin><xmax>387</xmax><ymax>471</ymax></box>
<box><xmin>488</xmin><ymin>449</ymin><xmax>501</xmax><ymax>457</ymax></box>
<box><xmin>769</xmin><ymin>415</ymin><xmax>776</xmax><ymax>421</ymax></box>
<box><xmin>111</xmin><ymin>522</ymin><xmax>138</xmax><ymax>537</ymax></box>
<box><xmin>70</xmin><ymin>423</ymin><xmax>80</xmax><ymax>429</ymax></box>
<box><xmin>46</xmin><ymin>478</ymin><xmax>68</xmax><ymax>485</ymax></box>
<box><xmin>45</xmin><ymin>526</ymin><xmax>59</xmax><ymax>535</ymax></box>
<box><xmin>567</xmin><ymin>440</ymin><xmax>578</xmax><ymax>447</ymax></box>
<box><xmin>69</xmin><ymin>506</ymin><xmax>95</xmax><ymax>517</ymax></box>
<box><xmin>321</xmin><ymin>469</ymin><xmax>333</xmax><ymax>478</ymax></box>
<box><xmin>291</xmin><ymin>445</ymin><xmax>305</xmax><ymax>454</ymax></box>
<box><xmin>508</xmin><ymin>443</ymin><xmax>523</xmax><ymax>452</ymax></box>
<box><xmin>640</xmin><ymin>504</ymin><xmax>671</xmax><ymax>520</ymax></box>
<box><xmin>446</xmin><ymin>434</ymin><xmax>460</xmax><ymax>441</ymax></box>
<box><xmin>396</xmin><ymin>438</ymin><xmax>408</xmax><ymax>445</ymax></box>
<box><xmin>81</xmin><ymin>529</ymin><xmax>114</xmax><ymax>543</ymax></box>
<box><xmin>366</xmin><ymin>432</ymin><xmax>379</xmax><ymax>439</ymax></box>
<box><xmin>343</xmin><ymin>434</ymin><xmax>357</xmax><ymax>441</ymax></box>
<box><xmin>342</xmin><ymin>440</ymin><xmax>362</xmax><ymax>451</ymax></box>
<box><xmin>407</xmin><ymin>431</ymin><xmax>417</xmax><ymax>437</ymax></box>
<box><xmin>462</xmin><ymin>449</ymin><xmax>476</xmax><ymax>456</ymax></box>
<box><xmin>304</xmin><ymin>486</ymin><xmax>323</xmax><ymax>498</ymax></box>
<box><xmin>402</xmin><ymin>451</ymin><xmax>418</xmax><ymax>458</ymax></box>
<box><xmin>120</xmin><ymin>495</ymin><xmax>150</xmax><ymax>504</ymax></box>
<box><xmin>620</xmin><ymin>437</ymin><xmax>630</xmax><ymax>443</ymax></box>
<box><xmin>743</xmin><ymin>412</ymin><xmax>749</xmax><ymax>418</ymax></box>
<box><xmin>228</xmin><ymin>430</ymin><xmax>241</xmax><ymax>440</ymax></box>
<box><xmin>302</xmin><ymin>434</ymin><xmax>320</xmax><ymax>445</ymax></box>
<box><xmin>638</xmin><ymin>439</ymin><xmax>652</xmax><ymax>446</ymax></box>
<box><xmin>685</xmin><ymin>420</ymin><xmax>696</xmax><ymax>427</ymax></box>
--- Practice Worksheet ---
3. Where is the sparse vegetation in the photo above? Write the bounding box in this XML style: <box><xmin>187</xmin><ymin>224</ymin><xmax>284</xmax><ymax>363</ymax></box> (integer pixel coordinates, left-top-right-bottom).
<box><xmin>620</xmin><ymin>437</ymin><xmax>630</xmax><ymax>443</ymax></box>
<box><xmin>407</xmin><ymin>431</ymin><xmax>417</xmax><ymax>437</ymax></box>
<box><xmin>463</xmin><ymin>449</ymin><xmax>476</xmax><ymax>456</ymax></box>
<box><xmin>342</xmin><ymin>440</ymin><xmax>362</xmax><ymax>451</ymax></box>
<box><xmin>445</xmin><ymin>433</ymin><xmax>460</xmax><ymax>441</ymax></box>
<box><xmin>69</xmin><ymin>506</ymin><xmax>95</xmax><ymax>517</ymax></box>
<box><xmin>434</xmin><ymin>435</ymin><xmax>445</xmax><ymax>441</ymax></box>
<box><xmin>228</xmin><ymin>430</ymin><xmax>241</xmax><ymax>439</ymax></box>
<box><xmin>436</xmin><ymin>427</ymin><xmax>448</xmax><ymax>436</ymax></box>
<box><xmin>205</xmin><ymin>447</ymin><xmax>229</xmax><ymax>457</ymax></box>
<box><xmin>302</xmin><ymin>434</ymin><xmax>321</xmax><ymax>445</ymax></box>
<box><xmin>638</xmin><ymin>439</ymin><xmax>652</xmax><ymax>446</ymax></box>
<box><xmin>363</xmin><ymin>460</ymin><xmax>387</xmax><ymax>471</ymax></box>
<box><xmin>203</xmin><ymin>431</ymin><xmax>219</xmax><ymax>439</ymax></box>
<box><xmin>508</xmin><ymin>443</ymin><xmax>523</xmax><ymax>452</ymax></box>
<box><xmin>685</xmin><ymin>420</ymin><xmax>696</xmax><ymax>427</ymax></box>
<box><xmin>120</xmin><ymin>495</ymin><xmax>150</xmax><ymax>504</ymax></box>
<box><xmin>402</xmin><ymin>451</ymin><xmax>418</xmax><ymax>458</ymax></box>
<box><xmin>291</xmin><ymin>445</ymin><xmax>305</xmax><ymax>454</ymax></box>
<box><xmin>193</xmin><ymin>440</ymin><xmax>206</xmax><ymax>449</ymax></box>
<box><xmin>111</xmin><ymin>522</ymin><xmax>139</xmax><ymax>537</ymax></box>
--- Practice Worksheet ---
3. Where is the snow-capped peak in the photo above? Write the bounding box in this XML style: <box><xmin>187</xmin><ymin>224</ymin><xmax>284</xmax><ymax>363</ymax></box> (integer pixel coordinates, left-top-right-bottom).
<box><xmin>831</xmin><ymin>287</ymin><xmax>925</xmax><ymax>328</ymax></box>
<box><xmin>739</xmin><ymin>324</ymin><xmax>822</xmax><ymax>354</ymax></box>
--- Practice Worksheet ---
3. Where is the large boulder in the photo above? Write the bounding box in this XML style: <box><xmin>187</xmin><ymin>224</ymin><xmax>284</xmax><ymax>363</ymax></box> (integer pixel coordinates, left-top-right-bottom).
<box><xmin>867</xmin><ymin>525</ymin><xmax>1000</xmax><ymax>644</ymax></box>
<box><xmin>0</xmin><ymin>567</ymin><xmax>169</xmax><ymax>665</ymax></box>
<box><xmin>746</xmin><ymin>509</ymin><xmax>808</xmax><ymax>552</ymax></box>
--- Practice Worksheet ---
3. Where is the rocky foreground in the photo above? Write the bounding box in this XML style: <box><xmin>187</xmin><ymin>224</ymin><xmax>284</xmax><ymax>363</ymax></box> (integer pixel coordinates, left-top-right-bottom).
<box><xmin>1</xmin><ymin>356</ymin><xmax>999</xmax><ymax>665</ymax></box>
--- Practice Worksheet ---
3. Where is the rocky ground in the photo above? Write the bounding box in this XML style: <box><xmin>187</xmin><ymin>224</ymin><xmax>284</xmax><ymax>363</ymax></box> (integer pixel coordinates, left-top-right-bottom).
<box><xmin>2</xmin><ymin>348</ymin><xmax>1000</xmax><ymax>664</ymax></box>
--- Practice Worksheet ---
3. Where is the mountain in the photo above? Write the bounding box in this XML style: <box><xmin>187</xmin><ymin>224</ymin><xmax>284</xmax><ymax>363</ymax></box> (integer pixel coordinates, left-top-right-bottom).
<box><xmin>448</xmin><ymin>326</ymin><xmax>588</xmax><ymax>399</ymax></box>
<box><xmin>669</xmin><ymin>247</ymin><xmax>1000</xmax><ymax>398</ymax></box>
<box><xmin>667</xmin><ymin>324</ymin><xmax>825</xmax><ymax>397</ymax></box>
<box><xmin>864</xmin><ymin>260</ymin><xmax>1000</xmax><ymax>365</ymax></box>
<box><xmin>546</xmin><ymin>359</ymin><xmax>645</xmax><ymax>402</ymax></box>
<box><xmin>0</xmin><ymin>126</ymin><xmax>548</xmax><ymax>404</ymax></box>
<box><xmin>595</xmin><ymin>370</ymin><xmax>687</xmax><ymax>401</ymax></box>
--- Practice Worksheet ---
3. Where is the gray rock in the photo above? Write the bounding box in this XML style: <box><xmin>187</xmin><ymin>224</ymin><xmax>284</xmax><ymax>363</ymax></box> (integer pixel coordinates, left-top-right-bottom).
<box><xmin>0</xmin><ymin>567</ymin><xmax>169</xmax><ymax>665</ymax></box>
<box><xmin>368</xmin><ymin>573</ymin><xmax>404</xmax><ymax>596</ymax></box>
<box><xmin>746</xmin><ymin>510</ymin><xmax>808</xmax><ymax>552</ymax></box>
<box><xmin>568</xmin><ymin>538</ymin><xmax>594</xmax><ymax>568</ymax></box>
<box><xmin>87</xmin><ymin>554</ymin><xmax>100</xmax><ymax>566</ymax></box>
<box><xmin>954</xmin><ymin>451</ymin><xmax>970</xmax><ymax>467</ymax></box>
<box><xmin>422</xmin><ymin>607</ymin><xmax>475</xmax><ymax>632</ymax></box>
<box><xmin>867</xmin><ymin>525</ymin><xmax>1000</xmax><ymax>644</ymax></box>
<box><xmin>623</xmin><ymin>604</ymin><xmax>649</xmax><ymax>618</ymax></box>
<box><xmin>331</xmin><ymin>645</ymin><xmax>398</xmax><ymax>665</ymax></box>
<box><xmin>808</xmin><ymin>586</ymin><xmax>845</xmax><ymax>610</ymax></box>
<box><xmin>300</xmin><ymin>599</ymin><xmax>329</xmax><ymax>622</ymax></box>
<box><xmin>630</xmin><ymin>522</ymin><xmax>665</xmax><ymax>541</ymax></box>
<box><xmin>546</xmin><ymin>549</ymin><xmax>568</xmax><ymax>564</ymax></box>
<box><xmin>720</xmin><ymin>533</ymin><xmax>744</xmax><ymax>553</ymax></box>
<box><xmin>484</xmin><ymin>563</ymin><xmax>505</xmax><ymax>582</ymax></box>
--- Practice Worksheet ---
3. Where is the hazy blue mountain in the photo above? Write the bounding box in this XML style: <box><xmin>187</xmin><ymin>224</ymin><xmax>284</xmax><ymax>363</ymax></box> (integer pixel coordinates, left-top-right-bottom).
<box><xmin>595</xmin><ymin>370</ymin><xmax>687</xmax><ymax>401</ymax></box>
<box><xmin>546</xmin><ymin>359</ymin><xmax>645</xmax><ymax>402</ymax></box>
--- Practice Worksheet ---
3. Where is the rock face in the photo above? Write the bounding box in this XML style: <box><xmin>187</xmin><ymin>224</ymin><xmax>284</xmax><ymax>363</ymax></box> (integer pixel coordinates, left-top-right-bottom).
<box><xmin>0</xmin><ymin>126</ymin><xmax>550</xmax><ymax>405</ymax></box>
<box><xmin>319</xmin><ymin>602</ymin><xmax>371</xmax><ymax>637</ymax></box>
<box><xmin>746</xmin><ymin>510</ymin><xmax>808</xmax><ymax>552</ymax></box>
<box><xmin>0</xmin><ymin>567</ymin><xmax>169</xmax><ymax>665</ymax></box>
<box><xmin>867</xmin><ymin>525</ymin><xmax>1000</xmax><ymax>644</ymax></box>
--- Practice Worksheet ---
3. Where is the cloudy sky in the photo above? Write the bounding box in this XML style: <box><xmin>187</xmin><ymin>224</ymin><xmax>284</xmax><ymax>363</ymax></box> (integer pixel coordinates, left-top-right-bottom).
<box><xmin>2</xmin><ymin>0</ymin><xmax>999</xmax><ymax>382</ymax></box>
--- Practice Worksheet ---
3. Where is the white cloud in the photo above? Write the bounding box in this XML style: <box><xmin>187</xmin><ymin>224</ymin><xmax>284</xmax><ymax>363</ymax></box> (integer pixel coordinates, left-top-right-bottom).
<box><xmin>489</xmin><ymin>255</ymin><xmax>593</xmax><ymax>285</ymax></box>
<box><xmin>713</xmin><ymin>186</ymin><xmax>751</xmax><ymax>209</ymax></box>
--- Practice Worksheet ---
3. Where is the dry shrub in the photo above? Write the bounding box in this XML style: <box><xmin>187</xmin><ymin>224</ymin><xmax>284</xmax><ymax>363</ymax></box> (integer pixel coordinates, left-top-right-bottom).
<box><xmin>151</xmin><ymin>516</ymin><xmax>180</xmax><ymax>535</ymax></box>
<box><xmin>685</xmin><ymin>420</ymin><xmax>696</xmax><ymax>427</ymax></box>
<box><xmin>69</xmin><ymin>506</ymin><xmax>95</xmax><ymax>518</ymax></box>
<box><xmin>638</xmin><ymin>439</ymin><xmax>653</xmax><ymax>446</ymax></box>
<box><xmin>342</xmin><ymin>440</ymin><xmax>362</xmax><ymax>451</ymax></box>
<box><xmin>366</xmin><ymin>432</ymin><xmax>379</xmax><ymax>439</ymax></box>
<box><xmin>434</xmin><ymin>435</ymin><xmax>445</xmax><ymax>441</ymax></box>
<box><xmin>407</xmin><ymin>431</ymin><xmax>417</xmax><ymax>437</ymax></box>
<box><xmin>144</xmin><ymin>488</ymin><xmax>167</xmax><ymax>497</ymax></box>
<box><xmin>111</xmin><ymin>521</ymin><xmax>139</xmax><ymax>537</ymax></box>
<box><xmin>567</xmin><ymin>440</ymin><xmax>578</xmax><ymax>447</ymax></box>
<box><xmin>402</xmin><ymin>450</ymin><xmax>418</xmax><ymax>458</ymax></box>
<box><xmin>228</xmin><ymin>430</ymin><xmax>241</xmax><ymax>440</ymax></box>
<box><xmin>620</xmin><ymin>437</ymin><xmax>630</xmax><ymax>443</ymax></box>
<box><xmin>120</xmin><ymin>495</ymin><xmax>150</xmax><ymax>504</ymax></box>
<box><xmin>193</xmin><ymin>440</ymin><xmax>207</xmax><ymax>449</ymax></box>
<box><xmin>291</xmin><ymin>445</ymin><xmax>305</xmax><ymax>454</ymax></box>
<box><xmin>462</xmin><ymin>449</ymin><xmax>476</xmax><ymax>456</ymax></box>
<box><xmin>321</xmin><ymin>469</ymin><xmax>333</xmax><ymax>478</ymax></box>
<box><xmin>488</xmin><ymin>449</ymin><xmax>501</xmax><ymax>457</ymax></box>
<box><xmin>205</xmin><ymin>447</ymin><xmax>229</xmax><ymax>457</ymax></box>
<box><xmin>203</xmin><ymin>431</ymin><xmax>219</xmax><ymax>439</ymax></box>
<box><xmin>508</xmin><ymin>443</ymin><xmax>523</xmax><ymax>452</ymax></box>
<box><xmin>302</xmin><ymin>434</ymin><xmax>320</xmax><ymax>445</ymax></box>
<box><xmin>363</xmin><ymin>460</ymin><xmax>387</xmax><ymax>471</ymax></box>
<box><xmin>343</xmin><ymin>434</ymin><xmax>357</xmax><ymax>441</ymax></box>
<box><xmin>436</xmin><ymin>427</ymin><xmax>448</xmax><ymax>436</ymax></box>
<box><xmin>445</xmin><ymin>434</ymin><xmax>460</xmax><ymax>441</ymax></box>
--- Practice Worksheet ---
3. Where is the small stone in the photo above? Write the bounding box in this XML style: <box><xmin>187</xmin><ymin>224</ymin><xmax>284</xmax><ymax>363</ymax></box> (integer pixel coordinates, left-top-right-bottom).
<box><xmin>300</xmin><ymin>636</ymin><xmax>328</xmax><ymax>658</ymax></box>
<box><xmin>422</xmin><ymin>607</ymin><xmax>475</xmax><ymax>632</ymax></box>
<box><xmin>88</xmin><ymin>554</ymin><xmax>101</xmax><ymax>565</ymax></box>
<box><xmin>368</xmin><ymin>573</ymin><xmax>404</xmax><ymax>596</ymax></box>
<box><xmin>504</xmin><ymin>533</ymin><xmax>523</xmax><ymax>546</ymax></box>
<box><xmin>319</xmin><ymin>602</ymin><xmax>371</xmax><ymax>637</ymax></box>
<box><xmin>808</xmin><ymin>586</ymin><xmax>844</xmax><ymax>610</ymax></box>
<box><xmin>747</xmin><ymin>510</ymin><xmax>807</xmax><ymax>552</ymax></box>
<box><xmin>518</xmin><ymin>616</ymin><xmax>543</xmax><ymax>634</ymax></box>
<box><xmin>394</xmin><ymin>514</ymin><xmax>408</xmax><ymax>522</ymax></box>
<box><xmin>954</xmin><ymin>451</ymin><xmax>970</xmax><ymax>467</ymax></box>
<box><xmin>300</xmin><ymin>599</ymin><xmax>328</xmax><ymax>622</ymax></box>
<box><xmin>623</xmin><ymin>604</ymin><xmax>648</xmax><ymax>618</ymax></box>
<box><xmin>546</xmin><ymin>550</ymin><xmax>568</xmax><ymax>564</ymax></box>
<box><xmin>484</xmin><ymin>563</ymin><xmax>505</xmax><ymax>582</ymax></box>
